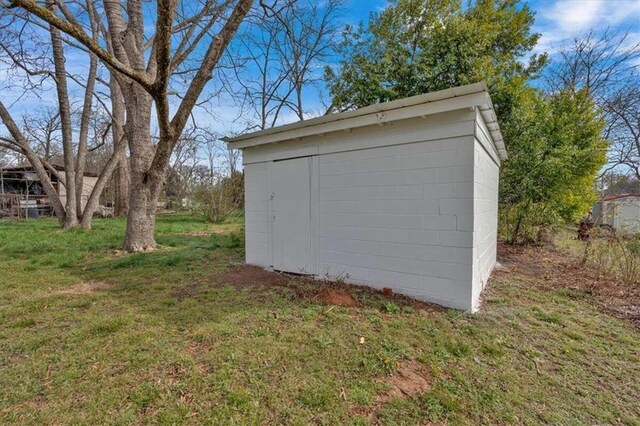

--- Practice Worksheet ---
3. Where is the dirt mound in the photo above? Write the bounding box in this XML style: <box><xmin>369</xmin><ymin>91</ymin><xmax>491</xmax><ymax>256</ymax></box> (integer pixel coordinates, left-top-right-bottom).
<box><xmin>314</xmin><ymin>287</ymin><xmax>358</xmax><ymax>307</ymax></box>
<box><xmin>56</xmin><ymin>281</ymin><xmax>110</xmax><ymax>295</ymax></box>
<box><xmin>217</xmin><ymin>265</ymin><xmax>289</xmax><ymax>289</ymax></box>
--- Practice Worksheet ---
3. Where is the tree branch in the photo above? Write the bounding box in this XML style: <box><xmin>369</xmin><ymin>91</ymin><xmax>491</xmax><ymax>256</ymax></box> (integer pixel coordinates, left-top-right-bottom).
<box><xmin>8</xmin><ymin>0</ymin><xmax>153</xmax><ymax>90</ymax></box>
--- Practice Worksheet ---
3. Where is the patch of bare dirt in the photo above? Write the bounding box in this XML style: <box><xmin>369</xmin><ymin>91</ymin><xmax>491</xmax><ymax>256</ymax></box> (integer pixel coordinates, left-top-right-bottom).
<box><xmin>173</xmin><ymin>264</ymin><xmax>444</xmax><ymax>314</ymax></box>
<box><xmin>382</xmin><ymin>360</ymin><xmax>432</xmax><ymax>400</ymax></box>
<box><xmin>351</xmin><ymin>360</ymin><xmax>432</xmax><ymax>421</ymax></box>
<box><xmin>496</xmin><ymin>243</ymin><xmax>640</xmax><ymax>326</ymax></box>
<box><xmin>379</xmin><ymin>290</ymin><xmax>444</xmax><ymax>314</ymax></box>
<box><xmin>56</xmin><ymin>281</ymin><xmax>110</xmax><ymax>295</ymax></box>
<box><xmin>218</xmin><ymin>266</ymin><xmax>443</xmax><ymax>312</ymax></box>
<box><xmin>173</xmin><ymin>265</ymin><xmax>290</xmax><ymax>301</ymax></box>
<box><xmin>217</xmin><ymin>265</ymin><xmax>289</xmax><ymax>289</ymax></box>
<box><xmin>313</xmin><ymin>287</ymin><xmax>358</xmax><ymax>307</ymax></box>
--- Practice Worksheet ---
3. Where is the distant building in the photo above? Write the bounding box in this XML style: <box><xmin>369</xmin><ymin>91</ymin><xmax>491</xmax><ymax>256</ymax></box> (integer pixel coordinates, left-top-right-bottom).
<box><xmin>593</xmin><ymin>194</ymin><xmax>640</xmax><ymax>233</ymax></box>
<box><xmin>0</xmin><ymin>164</ymin><xmax>98</xmax><ymax>218</ymax></box>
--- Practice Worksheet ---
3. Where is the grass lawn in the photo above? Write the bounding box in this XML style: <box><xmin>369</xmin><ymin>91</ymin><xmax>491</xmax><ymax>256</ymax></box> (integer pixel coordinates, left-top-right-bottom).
<box><xmin>1</xmin><ymin>214</ymin><xmax>638</xmax><ymax>425</ymax></box>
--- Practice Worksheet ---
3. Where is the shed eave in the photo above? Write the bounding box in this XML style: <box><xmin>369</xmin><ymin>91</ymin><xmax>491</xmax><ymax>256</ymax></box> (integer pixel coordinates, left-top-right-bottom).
<box><xmin>224</xmin><ymin>82</ymin><xmax>507</xmax><ymax>160</ymax></box>
<box><xmin>477</xmin><ymin>106</ymin><xmax>508</xmax><ymax>160</ymax></box>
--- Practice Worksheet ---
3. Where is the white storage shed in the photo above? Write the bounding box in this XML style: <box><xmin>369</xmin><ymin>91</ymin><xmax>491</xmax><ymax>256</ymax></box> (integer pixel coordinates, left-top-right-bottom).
<box><xmin>225</xmin><ymin>82</ymin><xmax>507</xmax><ymax>311</ymax></box>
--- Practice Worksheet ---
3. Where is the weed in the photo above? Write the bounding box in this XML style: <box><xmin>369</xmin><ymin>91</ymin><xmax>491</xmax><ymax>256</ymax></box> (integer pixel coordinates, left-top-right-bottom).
<box><xmin>554</xmin><ymin>288</ymin><xmax>591</xmax><ymax>300</ymax></box>
<box><xmin>444</xmin><ymin>340</ymin><xmax>472</xmax><ymax>357</ymax></box>
<box><xmin>480</xmin><ymin>343</ymin><xmax>504</xmax><ymax>358</ymax></box>
<box><xmin>532</xmin><ymin>308</ymin><xmax>563</xmax><ymax>325</ymax></box>
<box><xmin>422</xmin><ymin>393</ymin><xmax>453</xmax><ymax>422</ymax></box>
<box><xmin>226</xmin><ymin>233</ymin><xmax>243</xmax><ymax>249</ymax></box>
<box><xmin>382</xmin><ymin>301</ymin><xmax>400</xmax><ymax>313</ymax></box>
<box><xmin>347</xmin><ymin>382</ymin><xmax>377</xmax><ymax>405</ymax></box>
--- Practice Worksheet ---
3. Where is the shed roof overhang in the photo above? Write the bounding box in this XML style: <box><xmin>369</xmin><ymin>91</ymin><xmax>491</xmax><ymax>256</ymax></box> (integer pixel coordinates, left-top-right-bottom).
<box><xmin>223</xmin><ymin>82</ymin><xmax>507</xmax><ymax>160</ymax></box>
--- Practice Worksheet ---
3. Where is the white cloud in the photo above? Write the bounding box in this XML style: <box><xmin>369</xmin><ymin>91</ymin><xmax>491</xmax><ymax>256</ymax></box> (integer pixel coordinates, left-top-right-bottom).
<box><xmin>532</xmin><ymin>0</ymin><xmax>640</xmax><ymax>55</ymax></box>
<box><xmin>540</xmin><ymin>0</ymin><xmax>639</xmax><ymax>33</ymax></box>
<box><xmin>541</xmin><ymin>0</ymin><xmax>603</xmax><ymax>33</ymax></box>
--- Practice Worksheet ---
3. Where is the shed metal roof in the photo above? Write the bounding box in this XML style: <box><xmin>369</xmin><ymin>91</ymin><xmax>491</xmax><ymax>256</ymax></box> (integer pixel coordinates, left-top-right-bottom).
<box><xmin>223</xmin><ymin>82</ymin><xmax>507</xmax><ymax>160</ymax></box>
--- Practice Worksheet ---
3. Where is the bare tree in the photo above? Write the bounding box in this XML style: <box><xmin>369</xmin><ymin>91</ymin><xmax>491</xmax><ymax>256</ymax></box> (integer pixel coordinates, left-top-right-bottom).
<box><xmin>545</xmin><ymin>30</ymin><xmax>639</xmax><ymax>99</ymax></box>
<box><xmin>603</xmin><ymin>84</ymin><xmax>640</xmax><ymax>179</ymax></box>
<box><xmin>225</xmin><ymin>143</ymin><xmax>242</xmax><ymax>176</ymax></box>
<box><xmin>21</xmin><ymin>108</ymin><xmax>62</xmax><ymax>161</ymax></box>
<box><xmin>2</xmin><ymin>0</ymin><xmax>253</xmax><ymax>250</ymax></box>
<box><xmin>191</xmin><ymin>133</ymin><xmax>243</xmax><ymax>222</ymax></box>
<box><xmin>231</xmin><ymin>0</ymin><xmax>342</xmax><ymax>130</ymax></box>
<box><xmin>545</xmin><ymin>30</ymin><xmax>640</xmax><ymax>181</ymax></box>
<box><xmin>231</xmin><ymin>13</ymin><xmax>293</xmax><ymax>130</ymax></box>
<box><xmin>0</xmin><ymin>145</ymin><xmax>14</xmax><ymax>166</ymax></box>
<box><xmin>271</xmin><ymin>0</ymin><xmax>342</xmax><ymax>120</ymax></box>
<box><xmin>599</xmin><ymin>171</ymin><xmax>640</xmax><ymax>195</ymax></box>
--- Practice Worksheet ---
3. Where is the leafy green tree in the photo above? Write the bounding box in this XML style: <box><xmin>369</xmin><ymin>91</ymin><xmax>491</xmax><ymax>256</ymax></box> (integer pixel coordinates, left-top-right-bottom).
<box><xmin>324</xmin><ymin>0</ymin><xmax>546</xmax><ymax>120</ymax></box>
<box><xmin>500</xmin><ymin>89</ymin><xmax>607</xmax><ymax>242</ymax></box>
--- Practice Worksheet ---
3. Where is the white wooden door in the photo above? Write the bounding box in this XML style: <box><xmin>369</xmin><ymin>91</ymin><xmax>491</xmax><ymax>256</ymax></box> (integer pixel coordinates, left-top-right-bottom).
<box><xmin>271</xmin><ymin>157</ymin><xmax>312</xmax><ymax>273</ymax></box>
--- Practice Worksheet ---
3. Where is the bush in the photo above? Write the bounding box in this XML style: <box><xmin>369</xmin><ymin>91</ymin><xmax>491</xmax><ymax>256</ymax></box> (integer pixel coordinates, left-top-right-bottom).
<box><xmin>193</xmin><ymin>172</ymin><xmax>244</xmax><ymax>223</ymax></box>
<box><xmin>582</xmin><ymin>230</ymin><xmax>640</xmax><ymax>286</ymax></box>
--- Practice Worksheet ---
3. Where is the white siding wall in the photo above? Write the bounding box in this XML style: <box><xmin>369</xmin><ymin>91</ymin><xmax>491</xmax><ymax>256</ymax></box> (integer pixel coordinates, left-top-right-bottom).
<box><xmin>241</xmin><ymin>108</ymin><xmax>501</xmax><ymax>311</ymax></box>
<box><xmin>471</xmin><ymin>113</ymin><xmax>500</xmax><ymax>310</ymax></box>
<box><xmin>316</xmin><ymin>131</ymin><xmax>476</xmax><ymax>310</ymax></box>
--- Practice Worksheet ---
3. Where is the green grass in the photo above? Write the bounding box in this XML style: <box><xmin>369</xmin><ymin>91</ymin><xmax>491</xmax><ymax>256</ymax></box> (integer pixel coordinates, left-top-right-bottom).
<box><xmin>1</xmin><ymin>214</ymin><xmax>639</xmax><ymax>425</ymax></box>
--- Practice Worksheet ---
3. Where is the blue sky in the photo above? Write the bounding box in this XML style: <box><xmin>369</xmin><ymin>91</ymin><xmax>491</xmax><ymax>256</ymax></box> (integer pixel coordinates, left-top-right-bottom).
<box><xmin>1</xmin><ymin>0</ymin><xmax>639</xmax><ymax>143</ymax></box>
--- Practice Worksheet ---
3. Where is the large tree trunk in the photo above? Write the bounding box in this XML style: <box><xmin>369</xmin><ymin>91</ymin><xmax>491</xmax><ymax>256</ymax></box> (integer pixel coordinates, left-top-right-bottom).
<box><xmin>123</xmin><ymin>179</ymin><xmax>157</xmax><ymax>251</ymax></box>
<box><xmin>7</xmin><ymin>0</ymin><xmax>253</xmax><ymax>249</ymax></box>
<box><xmin>122</xmin><ymin>84</ymin><xmax>158</xmax><ymax>251</ymax></box>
